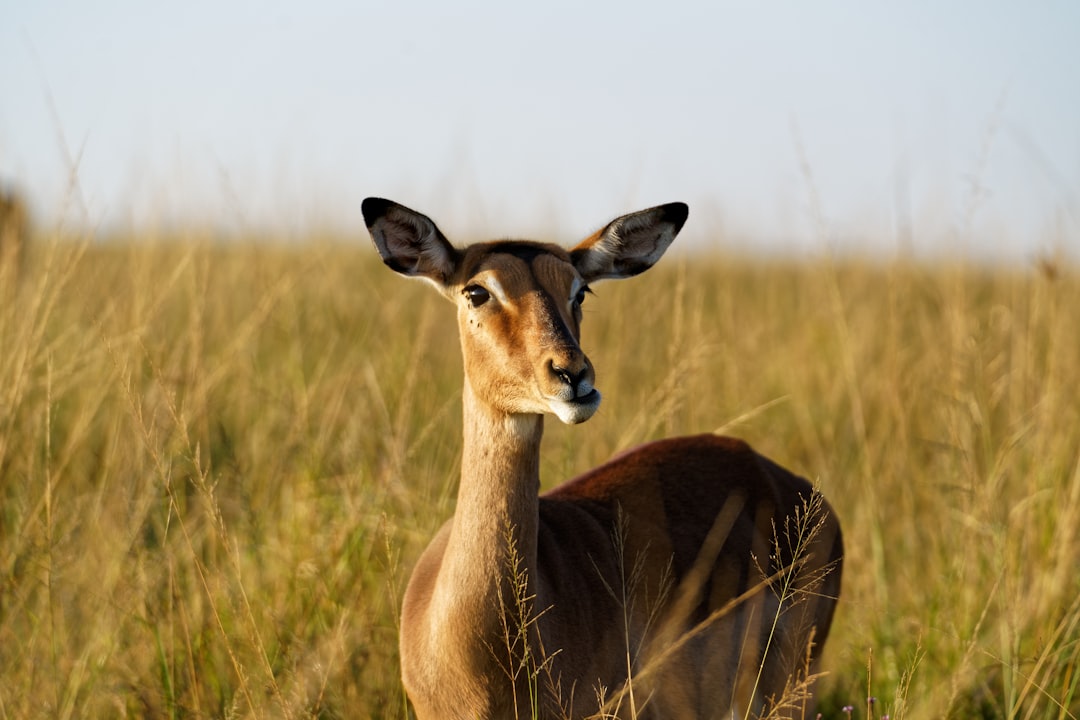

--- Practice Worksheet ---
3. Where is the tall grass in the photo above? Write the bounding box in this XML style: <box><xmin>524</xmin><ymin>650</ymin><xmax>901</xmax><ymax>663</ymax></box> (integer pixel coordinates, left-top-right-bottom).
<box><xmin>0</xmin><ymin>228</ymin><xmax>1077</xmax><ymax>718</ymax></box>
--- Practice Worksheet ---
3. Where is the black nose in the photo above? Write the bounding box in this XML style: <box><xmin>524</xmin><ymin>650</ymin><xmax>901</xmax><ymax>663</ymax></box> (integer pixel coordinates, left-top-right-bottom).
<box><xmin>548</xmin><ymin>359</ymin><xmax>590</xmax><ymax>396</ymax></box>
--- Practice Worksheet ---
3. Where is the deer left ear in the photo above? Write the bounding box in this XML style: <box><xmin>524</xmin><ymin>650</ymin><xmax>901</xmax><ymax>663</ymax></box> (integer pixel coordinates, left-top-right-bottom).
<box><xmin>362</xmin><ymin>197</ymin><xmax>459</xmax><ymax>288</ymax></box>
<box><xmin>570</xmin><ymin>202</ymin><xmax>688</xmax><ymax>283</ymax></box>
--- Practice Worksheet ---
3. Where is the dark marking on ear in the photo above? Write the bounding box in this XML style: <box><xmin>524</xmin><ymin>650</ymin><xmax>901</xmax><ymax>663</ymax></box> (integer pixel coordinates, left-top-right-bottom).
<box><xmin>381</xmin><ymin>256</ymin><xmax>412</xmax><ymax>274</ymax></box>
<box><xmin>361</xmin><ymin>197</ymin><xmax>395</xmax><ymax>228</ymax></box>
<box><xmin>613</xmin><ymin>258</ymin><xmax>653</xmax><ymax>277</ymax></box>
<box><xmin>660</xmin><ymin>202</ymin><xmax>690</xmax><ymax>234</ymax></box>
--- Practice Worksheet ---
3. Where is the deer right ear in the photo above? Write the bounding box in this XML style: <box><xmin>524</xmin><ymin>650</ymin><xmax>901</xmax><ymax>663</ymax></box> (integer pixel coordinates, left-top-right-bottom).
<box><xmin>362</xmin><ymin>198</ymin><xmax>459</xmax><ymax>288</ymax></box>
<box><xmin>570</xmin><ymin>202</ymin><xmax>688</xmax><ymax>283</ymax></box>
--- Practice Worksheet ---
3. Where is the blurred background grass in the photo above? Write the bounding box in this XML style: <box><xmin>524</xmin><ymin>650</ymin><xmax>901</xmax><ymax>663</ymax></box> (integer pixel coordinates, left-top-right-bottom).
<box><xmin>1</xmin><ymin>227</ymin><xmax>1078</xmax><ymax>718</ymax></box>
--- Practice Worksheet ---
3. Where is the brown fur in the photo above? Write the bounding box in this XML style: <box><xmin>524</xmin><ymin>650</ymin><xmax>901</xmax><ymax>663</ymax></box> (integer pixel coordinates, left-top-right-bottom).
<box><xmin>363</xmin><ymin>198</ymin><xmax>843</xmax><ymax>719</ymax></box>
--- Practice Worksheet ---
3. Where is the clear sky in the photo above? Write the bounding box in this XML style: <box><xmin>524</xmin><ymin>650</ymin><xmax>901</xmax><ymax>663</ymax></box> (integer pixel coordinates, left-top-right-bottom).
<box><xmin>2</xmin><ymin>0</ymin><xmax>1078</xmax><ymax>259</ymax></box>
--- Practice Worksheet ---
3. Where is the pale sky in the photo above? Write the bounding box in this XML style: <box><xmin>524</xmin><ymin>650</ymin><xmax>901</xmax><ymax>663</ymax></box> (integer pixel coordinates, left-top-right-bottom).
<box><xmin>2</xmin><ymin>1</ymin><xmax>1078</xmax><ymax>259</ymax></box>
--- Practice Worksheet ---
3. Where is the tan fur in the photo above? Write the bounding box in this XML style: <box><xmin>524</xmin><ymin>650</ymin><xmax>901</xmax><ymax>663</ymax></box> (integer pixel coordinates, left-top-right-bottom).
<box><xmin>363</xmin><ymin>198</ymin><xmax>843</xmax><ymax>719</ymax></box>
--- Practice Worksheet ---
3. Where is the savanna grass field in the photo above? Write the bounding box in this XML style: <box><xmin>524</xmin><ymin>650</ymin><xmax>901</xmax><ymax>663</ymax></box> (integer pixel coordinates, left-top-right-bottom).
<box><xmin>1</xmin><ymin>219</ymin><xmax>1078</xmax><ymax>719</ymax></box>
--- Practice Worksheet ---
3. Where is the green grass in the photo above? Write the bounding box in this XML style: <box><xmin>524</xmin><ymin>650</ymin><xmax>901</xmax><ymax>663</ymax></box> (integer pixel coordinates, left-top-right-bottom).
<box><xmin>1</xmin><ymin>229</ymin><xmax>1078</xmax><ymax>718</ymax></box>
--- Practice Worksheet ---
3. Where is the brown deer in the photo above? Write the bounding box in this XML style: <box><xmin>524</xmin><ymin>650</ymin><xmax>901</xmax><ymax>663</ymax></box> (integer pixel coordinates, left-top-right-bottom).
<box><xmin>363</xmin><ymin>198</ymin><xmax>843</xmax><ymax>719</ymax></box>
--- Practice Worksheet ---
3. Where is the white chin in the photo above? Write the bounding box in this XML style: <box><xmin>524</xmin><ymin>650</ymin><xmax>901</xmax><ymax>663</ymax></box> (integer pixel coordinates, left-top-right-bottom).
<box><xmin>550</xmin><ymin>390</ymin><xmax>602</xmax><ymax>425</ymax></box>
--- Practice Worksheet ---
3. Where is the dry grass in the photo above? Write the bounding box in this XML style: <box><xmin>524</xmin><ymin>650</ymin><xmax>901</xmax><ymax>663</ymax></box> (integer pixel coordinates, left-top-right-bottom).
<box><xmin>1</xmin><ymin>227</ymin><xmax>1078</xmax><ymax>718</ymax></box>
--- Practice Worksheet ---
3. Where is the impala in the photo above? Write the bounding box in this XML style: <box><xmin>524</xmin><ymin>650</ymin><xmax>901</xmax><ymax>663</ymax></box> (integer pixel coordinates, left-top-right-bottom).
<box><xmin>363</xmin><ymin>198</ymin><xmax>843</xmax><ymax>719</ymax></box>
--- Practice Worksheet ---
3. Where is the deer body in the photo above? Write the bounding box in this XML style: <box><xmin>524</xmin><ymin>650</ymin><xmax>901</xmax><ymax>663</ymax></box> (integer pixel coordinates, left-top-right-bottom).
<box><xmin>363</xmin><ymin>199</ymin><xmax>843</xmax><ymax>719</ymax></box>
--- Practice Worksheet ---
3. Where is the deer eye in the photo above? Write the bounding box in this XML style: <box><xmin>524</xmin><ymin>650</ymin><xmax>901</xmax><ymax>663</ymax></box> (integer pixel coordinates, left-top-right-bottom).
<box><xmin>573</xmin><ymin>285</ymin><xmax>591</xmax><ymax>307</ymax></box>
<box><xmin>464</xmin><ymin>285</ymin><xmax>491</xmax><ymax>308</ymax></box>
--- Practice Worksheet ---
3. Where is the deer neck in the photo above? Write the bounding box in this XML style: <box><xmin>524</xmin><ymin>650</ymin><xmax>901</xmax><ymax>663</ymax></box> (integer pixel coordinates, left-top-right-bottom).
<box><xmin>432</xmin><ymin>380</ymin><xmax>544</xmax><ymax>644</ymax></box>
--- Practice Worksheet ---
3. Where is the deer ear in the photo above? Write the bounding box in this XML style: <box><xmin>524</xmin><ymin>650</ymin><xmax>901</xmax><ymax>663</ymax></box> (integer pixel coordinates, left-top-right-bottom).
<box><xmin>362</xmin><ymin>198</ymin><xmax>459</xmax><ymax>288</ymax></box>
<box><xmin>569</xmin><ymin>202</ymin><xmax>688</xmax><ymax>283</ymax></box>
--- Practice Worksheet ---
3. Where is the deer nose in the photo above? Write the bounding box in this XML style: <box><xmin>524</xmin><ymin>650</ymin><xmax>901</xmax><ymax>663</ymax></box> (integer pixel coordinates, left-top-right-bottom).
<box><xmin>547</xmin><ymin>355</ymin><xmax>593</xmax><ymax>399</ymax></box>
